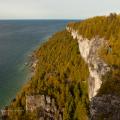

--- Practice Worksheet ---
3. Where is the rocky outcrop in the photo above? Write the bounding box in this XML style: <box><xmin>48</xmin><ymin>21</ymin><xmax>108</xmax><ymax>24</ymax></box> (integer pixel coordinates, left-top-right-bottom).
<box><xmin>90</xmin><ymin>95</ymin><xmax>120</xmax><ymax>120</ymax></box>
<box><xmin>66</xmin><ymin>27</ymin><xmax>110</xmax><ymax>100</ymax></box>
<box><xmin>26</xmin><ymin>95</ymin><xmax>63</xmax><ymax>120</ymax></box>
<box><xmin>1</xmin><ymin>95</ymin><xmax>63</xmax><ymax>120</ymax></box>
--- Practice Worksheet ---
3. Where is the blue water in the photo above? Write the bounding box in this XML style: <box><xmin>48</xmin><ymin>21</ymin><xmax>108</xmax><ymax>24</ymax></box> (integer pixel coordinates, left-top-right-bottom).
<box><xmin>0</xmin><ymin>20</ymin><xmax>73</xmax><ymax>108</ymax></box>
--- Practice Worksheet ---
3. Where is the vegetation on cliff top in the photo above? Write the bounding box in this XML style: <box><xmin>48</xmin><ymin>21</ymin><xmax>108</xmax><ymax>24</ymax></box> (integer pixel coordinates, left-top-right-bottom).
<box><xmin>5</xmin><ymin>30</ymin><xmax>89</xmax><ymax>120</ymax></box>
<box><xmin>68</xmin><ymin>13</ymin><xmax>120</xmax><ymax>96</ymax></box>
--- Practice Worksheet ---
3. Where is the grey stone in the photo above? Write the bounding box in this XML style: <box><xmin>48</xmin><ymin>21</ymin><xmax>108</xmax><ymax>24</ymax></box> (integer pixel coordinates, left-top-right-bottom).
<box><xmin>90</xmin><ymin>95</ymin><xmax>120</xmax><ymax>120</ymax></box>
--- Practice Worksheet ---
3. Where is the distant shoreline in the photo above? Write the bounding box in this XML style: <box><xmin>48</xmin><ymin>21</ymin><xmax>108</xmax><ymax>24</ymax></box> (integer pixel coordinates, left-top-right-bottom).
<box><xmin>0</xmin><ymin>19</ymin><xmax>73</xmax><ymax>111</ymax></box>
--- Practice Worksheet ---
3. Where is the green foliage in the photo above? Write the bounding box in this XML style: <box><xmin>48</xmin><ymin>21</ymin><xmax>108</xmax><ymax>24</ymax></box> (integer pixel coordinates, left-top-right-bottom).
<box><xmin>98</xmin><ymin>69</ymin><xmax>120</xmax><ymax>96</ymax></box>
<box><xmin>68</xmin><ymin>13</ymin><xmax>119</xmax><ymax>40</ymax></box>
<box><xmin>74</xmin><ymin>101</ymin><xmax>88</xmax><ymax>120</ymax></box>
<box><xmin>7</xmin><ymin>30</ymin><xmax>89</xmax><ymax>119</ymax></box>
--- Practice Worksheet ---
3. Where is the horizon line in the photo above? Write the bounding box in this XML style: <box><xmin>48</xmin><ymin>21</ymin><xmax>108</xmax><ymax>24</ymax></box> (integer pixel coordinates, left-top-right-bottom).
<box><xmin>0</xmin><ymin>18</ymin><xmax>82</xmax><ymax>21</ymax></box>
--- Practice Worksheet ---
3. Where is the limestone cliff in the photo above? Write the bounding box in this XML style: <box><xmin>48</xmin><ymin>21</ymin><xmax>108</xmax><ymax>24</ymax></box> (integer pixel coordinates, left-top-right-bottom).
<box><xmin>66</xmin><ymin>27</ymin><xmax>110</xmax><ymax>100</ymax></box>
<box><xmin>67</xmin><ymin>26</ymin><xmax>120</xmax><ymax>119</ymax></box>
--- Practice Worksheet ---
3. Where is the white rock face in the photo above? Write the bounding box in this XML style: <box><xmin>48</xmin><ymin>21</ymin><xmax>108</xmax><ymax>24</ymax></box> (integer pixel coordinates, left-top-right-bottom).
<box><xmin>66</xmin><ymin>27</ymin><xmax>110</xmax><ymax>100</ymax></box>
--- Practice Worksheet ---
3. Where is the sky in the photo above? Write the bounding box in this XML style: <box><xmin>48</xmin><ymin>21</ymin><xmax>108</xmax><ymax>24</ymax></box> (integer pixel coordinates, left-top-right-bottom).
<box><xmin>0</xmin><ymin>0</ymin><xmax>120</xmax><ymax>19</ymax></box>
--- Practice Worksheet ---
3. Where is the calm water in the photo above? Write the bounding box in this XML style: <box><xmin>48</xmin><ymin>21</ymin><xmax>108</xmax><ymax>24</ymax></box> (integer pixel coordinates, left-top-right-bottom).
<box><xmin>0</xmin><ymin>20</ymin><xmax>73</xmax><ymax>108</ymax></box>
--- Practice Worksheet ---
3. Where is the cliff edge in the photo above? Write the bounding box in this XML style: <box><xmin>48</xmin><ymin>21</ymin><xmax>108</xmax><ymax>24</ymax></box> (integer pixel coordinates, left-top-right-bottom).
<box><xmin>67</xmin><ymin>13</ymin><xmax>120</xmax><ymax>119</ymax></box>
<box><xmin>66</xmin><ymin>27</ymin><xmax>110</xmax><ymax>99</ymax></box>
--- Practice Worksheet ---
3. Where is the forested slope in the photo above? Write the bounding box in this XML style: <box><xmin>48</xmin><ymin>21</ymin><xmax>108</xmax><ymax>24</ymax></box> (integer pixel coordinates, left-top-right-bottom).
<box><xmin>68</xmin><ymin>13</ymin><xmax>120</xmax><ymax>96</ymax></box>
<box><xmin>3</xmin><ymin>30</ymin><xmax>89</xmax><ymax>120</ymax></box>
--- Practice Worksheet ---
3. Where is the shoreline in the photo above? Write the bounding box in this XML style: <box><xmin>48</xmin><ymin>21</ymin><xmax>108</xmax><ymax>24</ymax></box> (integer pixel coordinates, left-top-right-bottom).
<box><xmin>27</xmin><ymin>51</ymin><xmax>38</xmax><ymax>78</ymax></box>
<box><xmin>1</xmin><ymin>32</ymin><xmax>57</xmax><ymax>111</ymax></box>
<box><xmin>0</xmin><ymin>50</ymin><xmax>39</xmax><ymax>118</ymax></box>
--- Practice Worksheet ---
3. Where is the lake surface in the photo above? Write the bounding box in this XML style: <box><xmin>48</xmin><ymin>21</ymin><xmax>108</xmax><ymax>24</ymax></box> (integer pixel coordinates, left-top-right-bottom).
<box><xmin>0</xmin><ymin>20</ymin><xmax>73</xmax><ymax>108</ymax></box>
